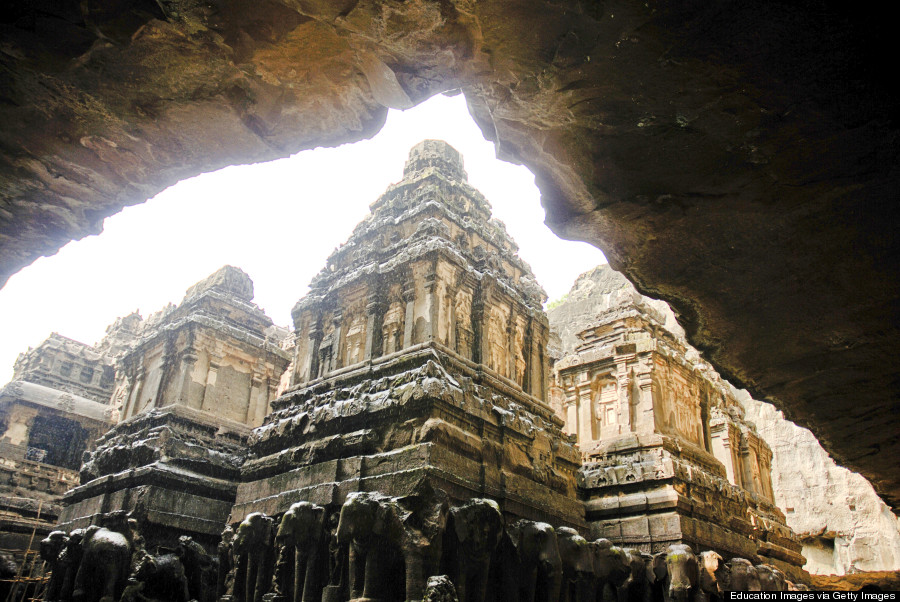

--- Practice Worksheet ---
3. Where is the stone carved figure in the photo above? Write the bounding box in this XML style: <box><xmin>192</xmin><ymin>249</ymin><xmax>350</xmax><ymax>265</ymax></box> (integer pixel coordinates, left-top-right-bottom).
<box><xmin>273</xmin><ymin>501</ymin><xmax>326</xmax><ymax>602</ymax></box>
<box><xmin>343</xmin><ymin>312</ymin><xmax>367</xmax><ymax>366</ymax></box>
<box><xmin>499</xmin><ymin>520</ymin><xmax>562</xmax><ymax>602</ymax></box>
<box><xmin>488</xmin><ymin>308</ymin><xmax>509</xmax><ymax>378</ymax></box>
<box><xmin>661</xmin><ymin>544</ymin><xmax>698</xmax><ymax>602</ymax></box>
<box><xmin>71</xmin><ymin>513</ymin><xmax>135</xmax><ymax>602</ymax></box>
<box><xmin>177</xmin><ymin>535</ymin><xmax>218</xmax><ymax>602</ymax></box>
<box><xmin>45</xmin><ymin>528</ymin><xmax>85</xmax><ymax>602</ymax></box>
<box><xmin>454</xmin><ymin>292</ymin><xmax>473</xmax><ymax>359</ymax></box>
<box><xmin>724</xmin><ymin>558</ymin><xmax>760</xmax><ymax>592</ymax></box>
<box><xmin>514</xmin><ymin>322</ymin><xmax>527</xmax><ymax>387</ymax></box>
<box><xmin>217</xmin><ymin>526</ymin><xmax>235</xmax><ymax>599</ymax></box>
<box><xmin>232</xmin><ymin>512</ymin><xmax>275</xmax><ymax>602</ymax></box>
<box><xmin>444</xmin><ymin>498</ymin><xmax>503</xmax><ymax>602</ymax></box>
<box><xmin>337</xmin><ymin>489</ymin><xmax>448</xmax><ymax>602</ymax></box>
<box><xmin>555</xmin><ymin>528</ymin><xmax>593</xmax><ymax>602</ymax></box>
<box><xmin>590</xmin><ymin>539</ymin><xmax>629</xmax><ymax>602</ymax></box>
<box><xmin>697</xmin><ymin>551</ymin><xmax>726</xmax><ymax>602</ymax></box>
<box><xmin>125</xmin><ymin>550</ymin><xmax>192</xmax><ymax>602</ymax></box>
<box><xmin>755</xmin><ymin>564</ymin><xmax>786</xmax><ymax>592</ymax></box>
<box><xmin>617</xmin><ymin>549</ymin><xmax>653</xmax><ymax>602</ymax></box>
<box><xmin>40</xmin><ymin>531</ymin><xmax>69</xmax><ymax>602</ymax></box>
<box><xmin>383</xmin><ymin>301</ymin><xmax>405</xmax><ymax>355</ymax></box>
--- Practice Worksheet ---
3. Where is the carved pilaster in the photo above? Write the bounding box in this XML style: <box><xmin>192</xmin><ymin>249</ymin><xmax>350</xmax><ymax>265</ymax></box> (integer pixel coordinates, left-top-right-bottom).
<box><xmin>364</xmin><ymin>290</ymin><xmax>384</xmax><ymax>361</ymax></box>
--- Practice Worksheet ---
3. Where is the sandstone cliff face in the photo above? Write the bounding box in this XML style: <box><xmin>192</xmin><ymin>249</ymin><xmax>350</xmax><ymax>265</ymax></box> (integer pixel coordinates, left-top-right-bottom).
<box><xmin>549</xmin><ymin>265</ymin><xmax>900</xmax><ymax>575</ymax></box>
<box><xmin>741</xmin><ymin>395</ymin><xmax>900</xmax><ymax>575</ymax></box>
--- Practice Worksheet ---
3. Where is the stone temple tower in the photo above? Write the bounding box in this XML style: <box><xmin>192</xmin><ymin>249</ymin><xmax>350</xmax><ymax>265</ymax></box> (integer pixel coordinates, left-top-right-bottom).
<box><xmin>232</xmin><ymin>140</ymin><xmax>583</xmax><ymax>526</ymax></box>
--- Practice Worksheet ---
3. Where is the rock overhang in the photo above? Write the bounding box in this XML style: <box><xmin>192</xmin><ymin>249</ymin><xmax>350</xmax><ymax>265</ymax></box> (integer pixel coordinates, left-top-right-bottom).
<box><xmin>0</xmin><ymin>0</ymin><xmax>896</xmax><ymax>509</ymax></box>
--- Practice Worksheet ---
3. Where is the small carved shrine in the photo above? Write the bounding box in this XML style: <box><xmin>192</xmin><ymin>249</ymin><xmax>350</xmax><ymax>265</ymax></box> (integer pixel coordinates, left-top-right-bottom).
<box><xmin>233</xmin><ymin>140</ymin><xmax>582</xmax><ymax>526</ymax></box>
<box><xmin>57</xmin><ymin>266</ymin><xmax>291</xmax><ymax>549</ymax></box>
<box><xmin>552</xmin><ymin>290</ymin><xmax>804</xmax><ymax>574</ymax></box>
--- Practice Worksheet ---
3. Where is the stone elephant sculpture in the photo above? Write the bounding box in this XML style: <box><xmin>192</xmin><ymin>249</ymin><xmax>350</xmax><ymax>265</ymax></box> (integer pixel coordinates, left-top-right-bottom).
<box><xmin>556</xmin><ymin>528</ymin><xmax>593</xmax><ymax>602</ymax></box>
<box><xmin>45</xmin><ymin>528</ymin><xmax>86</xmax><ymax>602</ymax></box>
<box><xmin>755</xmin><ymin>565</ymin><xmax>786</xmax><ymax>592</ymax></box>
<box><xmin>40</xmin><ymin>531</ymin><xmax>69</xmax><ymax>602</ymax></box>
<box><xmin>124</xmin><ymin>551</ymin><xmax>192</xmax><ymax>602</ymax></box>
<box><xmin>660</xmin><ymin>544</ymin><xmax>698</xmax><ymax>602</ymax></box>
<box><xmin>177</xmin><ymin>535</ymin><xmax>218</xmax><ymax>602</ymax></box>
<box><xmin>724</xmin><ymin>559</ymin><xmax>760</xmax><ymax>592</ymax></box>
<box><xmin>232</xmin><ymin>512</ymin><xmax>276</xmax><ymax>602</ymax></box>
<box><xmin>71</xmin><ymin>523</ymin><xmax>133</xmax><ymax>602</ymax></box>
<box><xmin>616</xmin><ymin>549</ymin><xmax>652</xmax><ymax>602</ymax></box>
<box><xmin>444</xmin><ymin>498</ymin><xmax>503</xmax><ymax>602</ymax></box>
<box><xmin>338</xmin><ymin>489</ymin><xmax>448</xmax><ymax>602</ymax></box>
<box><xmin>590</xmin><ymin>539</ymin><xmax>629</xmax><ymax>602</ymax></box>
<box><xmin>273</xmin><ymin>501</ymin><xmax>326</xmax><ymax>602</ymax></box>
<box><xmin>696</xmin><ymin>551</ymin><xmax>727</xmax><ymax>602</ymax></box>
<box><xmin>499</xmin><ymin>519</ymin><xmax>562</xmax><ymax>602</ymax></box>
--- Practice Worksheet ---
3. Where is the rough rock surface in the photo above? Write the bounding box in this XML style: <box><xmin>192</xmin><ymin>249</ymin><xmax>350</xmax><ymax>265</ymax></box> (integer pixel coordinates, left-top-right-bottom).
<box><xmin>550</xmin><ymin>264</ymin><xmax>900</xmax><ymax>575</ymax></box>
<box><xmin>742</xmin><ymin>395</ymin><xmax>900</xmax><ymax>575</ymax></box>
<box><xmin>0</xmin><ymin>0</ymin><xmax>896</xmax><ymax>508</ymax></box>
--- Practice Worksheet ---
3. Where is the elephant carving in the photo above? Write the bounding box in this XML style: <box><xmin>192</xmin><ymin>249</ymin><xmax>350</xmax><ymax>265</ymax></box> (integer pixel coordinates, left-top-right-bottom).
<box><xmin>123</xmin><ymin>551</ymin><xmax>192</xmax><ymax>602</ymax></box>
<box><xmin>617</xmin><ymin>549</ymin><xmax>652</xmax><ymax>602</ymax></box>
<box><xmin>590</xmin><ymin>539</ymin><xmax>629</xmax><ymax>602</ymax></box>
<box><xmin>500</xmin><ymin>520</ymin><xmax>562</xmax><ymax>602</ymax></box>
<box><xmin>273</xmin><ymin>501</ymin><xmax>326</xmax><ymax>602</ymax></box>
<box><xmin>232</xmin><ymin>512</ymin><xmax>276</xmax><ymax>602</ymax></box>
<box><xmin>178</xmin><ymin>535</ymin><xmax>218</xmax><ymax>602</ymax></box>
<box><xmin>71</xmin><ymin>514</ymin><xmax>134</xmax><ymax>602</ymax></box>
<box><xmin>697</xmin><ymin>551</ymin><xmax>727</xmax><ymax>602</ymax></box>
<box><xmin>755</xmin><ymin>565</ymin><xmax>786</xmax><ymax>592</ymax></box>
<box><xmin>445</xmin><ymin>498</ymin><xmax>503</xmax><ymax>602</ymax></box>
<box><xmin>40</xmin><ymin>531</ymin><xmax>69</xmax><ymax>602</ymax></box>
<box><xmin>46</xmin><ymin>528</ymin><xmax>86</xmax><ymax>602</ymax></box>
<box><xmin>661</xmin><ymin>544</ymin><xmax>698</xmax><ymax>602</ymax></box>
<box><xmin>556</xmin><ymin>528</ymin><xmax>593</xmax><ymax>602</ymax></box>
<box><xmin>217</xmin><ymin>526</ymin><xmax>235</xmax><ymax>599</ymax></box>
<box><xmin>337</xmin><ymin>489</ymin><xmax>449</xmax><ymax>602</ymax></box>
<box><xmin>724</xmin><ymin>559</ymin><xmax>760</xmax><ymax>592</ymax></box>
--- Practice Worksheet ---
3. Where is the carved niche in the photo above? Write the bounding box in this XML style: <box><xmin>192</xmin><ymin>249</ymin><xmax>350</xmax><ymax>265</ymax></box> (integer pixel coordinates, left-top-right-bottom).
<box><xmin>488</xmin><ymin>305</ymin><xmax>510</xmax><ymax>378</ymax></box>
<box><xmin>382</xmin><ymin>285</ymin><xmax>405</xmax><ymax>356</ymax></box>
<box><xmin>454</xmin><ymin>290</ymin><xmax>474</xmax><ymax>359</ymax></box>
<box><xmin>343</xmin><ymin>310</ymin><xmax>367</xmax><ymax>366</ymax></box>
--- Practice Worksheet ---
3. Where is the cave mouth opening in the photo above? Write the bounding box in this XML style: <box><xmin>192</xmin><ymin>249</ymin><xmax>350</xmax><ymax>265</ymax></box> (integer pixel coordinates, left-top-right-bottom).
<box><xmin>0</xmin><ymin>92</ymin><xmax>606</xmax><ymax>385</ymax></box>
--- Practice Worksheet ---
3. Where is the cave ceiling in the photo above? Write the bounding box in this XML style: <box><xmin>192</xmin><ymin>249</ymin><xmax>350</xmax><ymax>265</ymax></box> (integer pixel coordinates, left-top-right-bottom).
<box><xmin>1</xmin><ymin>1</ymin><xmax>897</xmax><ymax>508</ymax></box>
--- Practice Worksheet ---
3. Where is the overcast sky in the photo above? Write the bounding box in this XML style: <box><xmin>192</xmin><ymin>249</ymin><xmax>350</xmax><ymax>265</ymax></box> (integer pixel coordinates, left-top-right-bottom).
<box><xmin>0</xmin><ymin>93</ymin><xmax>606</xmax><ymax>384</ymax></box>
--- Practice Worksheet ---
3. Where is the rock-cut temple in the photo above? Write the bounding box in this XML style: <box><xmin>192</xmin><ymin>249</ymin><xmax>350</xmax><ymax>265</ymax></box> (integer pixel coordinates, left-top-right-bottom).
<box><xmin>0</xmin><ymin>140</ymin><xmax>809</xmax><ymax>602</ymax></box>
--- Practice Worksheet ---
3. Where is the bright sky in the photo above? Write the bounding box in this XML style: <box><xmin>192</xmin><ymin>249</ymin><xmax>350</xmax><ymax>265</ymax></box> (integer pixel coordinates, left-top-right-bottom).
<box><xmin>0</xmin><ymin>93</ymin><xmax>606</xmax><ymax>384</ymax></box>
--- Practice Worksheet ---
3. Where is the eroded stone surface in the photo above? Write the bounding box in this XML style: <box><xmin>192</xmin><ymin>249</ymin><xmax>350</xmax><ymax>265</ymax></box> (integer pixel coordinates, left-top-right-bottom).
<box><xmin>1</xmin><ymin>0</ymin><xmax>894</xmax><ymax>510</ymax></box>
<box><xmin>549</xmin><ymin>264</ymin><xmax>900</xmax><ymax>576</ymax></box>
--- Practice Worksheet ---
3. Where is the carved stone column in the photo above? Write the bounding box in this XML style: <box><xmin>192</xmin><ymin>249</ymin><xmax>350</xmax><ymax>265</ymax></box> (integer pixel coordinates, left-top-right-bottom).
<box><xmin>200</xmin><ymin>353</ymin><xmax>223</xmax><ymax>412</ymax></box>
<box><xmin>402</xmin><ymin>277</ymin><xmax>416</xmax><ymax>349</ymax></box>
<box><xmin>364</xmin><ymin>290</ymin><xmax>384</xmax><ymax>361</ymax></box>
<box><xmin>303</xmin><ymin>320</ymin><xmax>323</xmax><ymax>383</ymax></box>
<box><xmin>424</xmin><ymin>262</ymin><xmax>437</xmax><ymax>342</ymax></box>
<box><xmin>177</xmin><ymin>348</ymin><xmax>199</xmax><ymax>409</ymax></box>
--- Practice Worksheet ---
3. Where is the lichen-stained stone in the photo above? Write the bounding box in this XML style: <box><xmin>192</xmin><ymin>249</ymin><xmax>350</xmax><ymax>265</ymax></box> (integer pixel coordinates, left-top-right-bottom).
<box><xmin>550</xmin><ymin>265</ymin><xmax>805</xmax><ymax>580</ymax></box>
<box><xmin>231</xmin><ymin>141</ymin><xmax>584</xmax><ymax>528</ymax></box>
<box><xmin>0</xmin><ymin>0</ymin><xmax>896</xmax><ymax>511</ymax></box>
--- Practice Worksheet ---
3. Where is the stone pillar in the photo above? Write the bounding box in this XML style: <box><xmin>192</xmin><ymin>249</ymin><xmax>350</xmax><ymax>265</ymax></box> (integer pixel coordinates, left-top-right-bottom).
<box><xmin>330</xmin><ymin>310</ymin><xmax>344</xmax><ymax>371</ymax></box>
<box><xmin>364</xmin><ymin>291</ymin><xmax>384</xmax><ymax>361</ymax></box>
<box><xmin>304</xmin><ymin>320</ymin><xmax>323</xmax><ymax>383</ymax></box>
<box><xmin>177</xmin><ymin>349</ymin><xmax>199</xmax><ymax>409</ymax></box>
<box><xmin>709</xmin><ymin>412</ymin><xmax>743</xmax><ymax>487</ymax></box>
<box><xmin>200</xmin><ymin>353</ymin><xmax>222</xmax><ymax>412</ymax></box>
<box><xmin>424</xmin><ymin>263</ymin><xmax>437</xmax><ymax>342</ymax></box>
<box><xmin>402</xmin><ymin>277</ymin><xmax>416</xmax><ymax>349</ymax></box>
<box><xmin>473</xmin><ymin>280</ymin><xmax>492</xmax><ymax>366</ymax></box>
<box><xmin>124</xmin><ymin>361</ymin><xmax>145</xmax><ymax>420</ymax></box>
<box><xmin>577</xmin><ymin>381</ymin><xmax>594</xmax><ymax>447</ymax></box>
